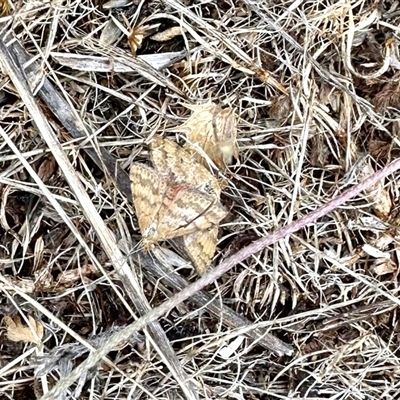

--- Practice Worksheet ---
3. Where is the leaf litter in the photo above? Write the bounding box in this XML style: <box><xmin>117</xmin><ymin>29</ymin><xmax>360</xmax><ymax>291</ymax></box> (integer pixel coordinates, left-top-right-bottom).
<box><xmin>1</xmin><ymin>1</ymin><xmax>400</xmax><ymax>399</ymax></box>
<box><xmin>3</xmin><ymin>315</ymin><xmax>44</xmax><ymax>345</ymax></box>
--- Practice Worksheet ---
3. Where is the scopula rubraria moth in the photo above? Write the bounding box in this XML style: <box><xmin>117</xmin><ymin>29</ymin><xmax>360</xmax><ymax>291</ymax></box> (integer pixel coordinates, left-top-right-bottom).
<box><xmin>148</xmin><ymin>136</ymin><xmax>227</xmax><ymax>274</ymax></box>
<box><xmin>180</xmin><ymin>227</ymin><xmax>219</xmax><ymax>275</ymax></box>
<box><xmin>149</xmin><ymin>136</ymin><xmax>221</xmax><ymax>198</ymax></box>
<box><xmin>130</xmin><ymin>163</ymin><xmax>227</xmax><ymax>251</ymax></box>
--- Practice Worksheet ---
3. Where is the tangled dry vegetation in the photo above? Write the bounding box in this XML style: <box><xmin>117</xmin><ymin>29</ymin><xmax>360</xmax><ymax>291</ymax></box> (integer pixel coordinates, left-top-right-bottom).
<box><xmin>1</xmin><ymin>0</ymin><xmax>400</xmax><ymax>399</ymax></box>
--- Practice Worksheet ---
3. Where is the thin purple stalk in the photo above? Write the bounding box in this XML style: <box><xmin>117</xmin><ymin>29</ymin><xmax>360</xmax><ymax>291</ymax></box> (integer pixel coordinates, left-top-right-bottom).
<box><xmin>41</xmin><ymin>157</ymin><xmax>400</xmax><ymax>400</ymax></box>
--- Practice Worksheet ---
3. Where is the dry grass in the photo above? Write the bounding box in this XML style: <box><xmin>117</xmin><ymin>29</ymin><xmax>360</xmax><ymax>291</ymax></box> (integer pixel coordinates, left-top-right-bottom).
<box><xmin>1</xmin><ymin>0</ymin><xmax>400</xmax><ymax>399</ymax></box>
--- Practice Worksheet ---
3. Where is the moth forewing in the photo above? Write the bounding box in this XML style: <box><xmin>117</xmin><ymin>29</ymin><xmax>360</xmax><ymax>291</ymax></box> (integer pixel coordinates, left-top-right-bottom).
<box><xmin>150</xmin><ymin>136</ymin><xmax>221</xmax><ymax>198</ymax></box>
<box><xmin>130</xmin><ymin>163</ymin><xmax>167</xmax><ymax>241</ymax></box>
<box><xmin>154</xmin><ymin>185</ymin><xmax>227</xmax><ymax>241</ymax></box>
<box><xmin>182</xmin><ymin>227</ymin><xmax>219</xmax><ymax>275</ymax></box>
<box><xmin>131</xmin><ymin>137</ymin><xmax>228</xmax><ymax>274</ymax></box>
<box><xmin>130</xmin><ymin>162</ymin><xmax>226</xmax><ymax>248</ymax></box>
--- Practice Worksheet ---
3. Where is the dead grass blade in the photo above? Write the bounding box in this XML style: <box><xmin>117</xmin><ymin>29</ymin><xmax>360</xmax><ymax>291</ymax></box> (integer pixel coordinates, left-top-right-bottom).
<box><xmin>41</xmin><ymin>156</ymin><xmax>400</xmax><ymax>400</ymax></box>
<box><xmin>2</xmin><ymin>1</ymin><xmax>400</xmax><ymax>399</ymax></box>
<box><xmin>5</xmin><ymin>41</ymin><xmax>282</xmax><ymax>359</ymax></box>
<box><xmin>0</xmin><ymin>39</ymin><xmax>198</xmax><ymax>400</ymax></box>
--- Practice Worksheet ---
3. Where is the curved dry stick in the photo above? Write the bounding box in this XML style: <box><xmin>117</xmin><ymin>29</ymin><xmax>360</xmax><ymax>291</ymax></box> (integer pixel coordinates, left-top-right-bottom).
<box><xmin>40</xmin><ymin>157</ymin><xmax>400</xmax><ymax>400</ymax></box>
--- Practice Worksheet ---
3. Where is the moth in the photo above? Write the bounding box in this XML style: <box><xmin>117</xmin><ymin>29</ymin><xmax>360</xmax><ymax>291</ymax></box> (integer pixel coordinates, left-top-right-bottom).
<box><xmin>149</xmin><ymin>136</ymin><xmax>226</xmax><ymax>273</ymax></box>
<box><xmin>178</xmin><ymin>227</ymin><xmax>219</xmax><ymax>275</ymax></box>
<box><xmin>149</xmin><ymin>135</ymin><xmax>221</xmax><ymax>198</ymax></box>
<box><xmin>130</xmin><ymin>163</ymin><xmax>227</xmax><ymax>252</ymax></box>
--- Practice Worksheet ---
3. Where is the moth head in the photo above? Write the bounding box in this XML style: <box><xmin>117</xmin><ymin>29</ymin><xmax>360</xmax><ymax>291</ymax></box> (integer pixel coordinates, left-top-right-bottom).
<box><xmin>200</xmin><ymin>182</ymin><xmax>216</xmax><ymax>196</ymax></box>
<box><xmin>198</xmin><ymin>179</ymin><xmax>222</xmax><ymax>199</ymax></box>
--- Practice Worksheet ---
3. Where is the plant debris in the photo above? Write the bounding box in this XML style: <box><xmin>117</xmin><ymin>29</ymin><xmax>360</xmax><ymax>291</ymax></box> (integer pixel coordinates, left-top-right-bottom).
<box><xmin>3</xmin><ymin>315</ymin><xmax>44</xmax><ymax>344</ymax></box>
<box><xmin>1</xmin><ymin>0</ymin><xmax>400</xmax><ymax>399</ymax></box>
<box><xmin>176</xmin><ymin>101</ymin><xmax>239</xmax><ymax>169</ymax></box>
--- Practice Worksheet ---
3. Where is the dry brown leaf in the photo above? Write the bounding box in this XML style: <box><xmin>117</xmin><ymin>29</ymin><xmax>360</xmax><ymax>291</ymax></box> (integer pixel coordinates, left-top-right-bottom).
<box><xmin>37</xmin><ymin>156</ymin><xmax>57</xmax><ymax>182</ymax></box>
<box><xmin>151</xmin><ymin>26</ymin><xmax>186</xmax><ymax>42</ymax></box>
<box><xmin>3</xmin><ymin>315</ymin><xmax>44</xmax><ymax>344</ymax></box>
<box><xmin>368</xmin><ymin>139</ymin><xmax>392</xmax><ymax>160</ymax></box>
<box><xmin>57</xmin><ymin>264</ymin><xmax>97</xmax><ymax>285</ymax></box>
<box><xmin>253</xmin><ymin>67</ymin><xmax>287</xmax><ymax>94</ymax></box>
<box><xmin>0</xmin><ymin>0</ymin><xmax>11</xmax><ymax>17</ymax></box>
<box><xmin>128</xmin><ymin>25</ymin><xmax>147</xmax><ymax>57</ymax></box>
<box><xmin>373</xmin><ymin>78</ymin><xmax>400</xmax><ymax>112</ymax></box>
<box><xmin>269</xmin><ymin>95</ymin><xmax>293</xmax><ymax>121</ymax></box>
<box><xmin>2</xmin><ymin>276</ymin><xmax>36</xmax><ymax>294</ymax></box>
<box><xmin>373</xmin><ymin>189</ymin><xmax>392</xmax><ymax>219</ymax></box>
<box><xmin>176</xmin><ymin>102</ymin><xmax>239</xmax><ymax>169</ymax></box>
<box><xmin>126</xmin><ymin>22</ymin><xmax>159</xmax><ymax>57</ymax></box>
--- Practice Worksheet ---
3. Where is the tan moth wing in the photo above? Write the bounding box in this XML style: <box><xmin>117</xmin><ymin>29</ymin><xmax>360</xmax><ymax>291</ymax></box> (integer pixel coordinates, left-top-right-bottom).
<box><xmin>130</xmin><ymin>163</ymin><xmax>227</xmax><ymax>247</ymax></box>
<box><xmin>182</xmin><ymin>227</ymin><xmax>219</xmax><ymax>275</ymax></box>
<box><xmin>133</xmin><ymin>136</ymin><xmax>228</xmax><ymax>274</ymax></box>
<box><xmin>130</xmin><ymin>163</ymin><xmax>167</xmax><ymax>240</ymax></box>
<box><xmin>150</xmin><ymin>136</ymin><xmax>221</xmax><ymax>198</ymax></box>
<box><xmin>155</xmin><ymin>185</ymin><xmax>227</xmax><ymax>241</ymax></box>
<box><xmin>149</xmin><ymin>135</ymin><xmax>228</xmax><ymax>272</ymax></box>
